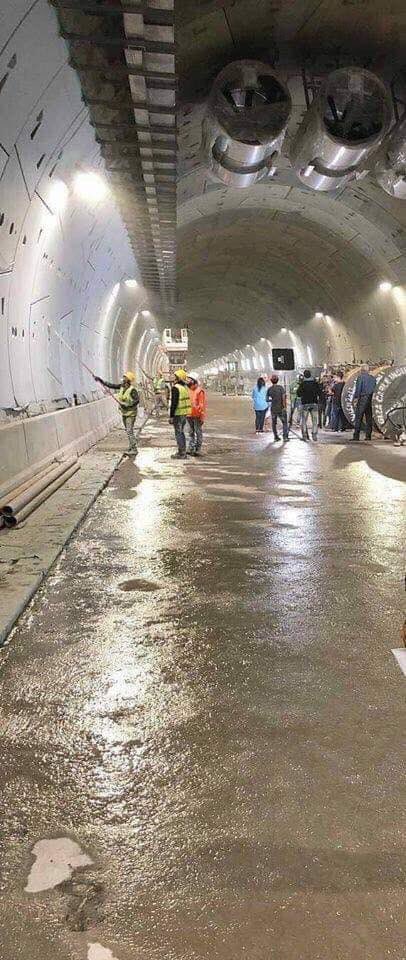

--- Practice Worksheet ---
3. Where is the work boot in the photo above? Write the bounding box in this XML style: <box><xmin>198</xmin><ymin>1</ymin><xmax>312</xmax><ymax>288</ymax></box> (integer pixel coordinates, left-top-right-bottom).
<box><xmin>171</xmin><ymin>452</ymin><xmax>186</xmax><ymax>459</ymax></box>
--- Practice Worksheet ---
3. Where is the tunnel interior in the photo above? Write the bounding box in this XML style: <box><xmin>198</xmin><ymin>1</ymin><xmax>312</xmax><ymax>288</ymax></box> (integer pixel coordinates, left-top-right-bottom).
<box><xmin>1</xmin><ymin>0</ymin><xmax>406</xmax><ymax>415</ymax></box>
<box><xmin>1</xmin><ymin>5</ymin><xmax>406</xmax><ymax>958</ymax></box>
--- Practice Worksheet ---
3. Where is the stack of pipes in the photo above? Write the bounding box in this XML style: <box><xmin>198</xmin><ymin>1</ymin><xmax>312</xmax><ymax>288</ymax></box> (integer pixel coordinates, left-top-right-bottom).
<box><xmin>0</xmin><ymin>459</ymin><xmax>80</xmax><ymax>529</ymax></box>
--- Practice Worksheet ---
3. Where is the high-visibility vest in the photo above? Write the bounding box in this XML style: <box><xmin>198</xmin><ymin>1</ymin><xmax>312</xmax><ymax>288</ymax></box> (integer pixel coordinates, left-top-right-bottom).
<box><xmin>118</xmin><ymin>385</ymin><xmax>138</xmax><ymax>418</ymax></box>
<box><xmin>175</xmin><ymin>383</ymin><xmax>192</xmax><ymax>416</ymax></box>
<box><xmin>189</xmin><ymin>385</ymin><xmax>207</xmax><ymax>421</ymax></box>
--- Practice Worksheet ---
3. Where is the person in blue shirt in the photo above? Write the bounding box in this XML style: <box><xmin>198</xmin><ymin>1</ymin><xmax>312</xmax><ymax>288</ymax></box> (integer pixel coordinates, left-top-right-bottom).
<box><xmin>251</xmin><ymin>377</ymin><xmax>268</xmax><ymax>434</ymax></box>
<box><xmin>351</xmin><ymin>365</ymin><xmax>377</xmax><ymax>441</ymax></box>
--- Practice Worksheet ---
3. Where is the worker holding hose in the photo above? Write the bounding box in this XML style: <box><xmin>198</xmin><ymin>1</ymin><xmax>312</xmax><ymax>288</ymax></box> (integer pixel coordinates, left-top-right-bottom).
<box><xmin>94</xmin><ymin>371</ymin><xmax>140</xmax><ymax>456</ymax></box>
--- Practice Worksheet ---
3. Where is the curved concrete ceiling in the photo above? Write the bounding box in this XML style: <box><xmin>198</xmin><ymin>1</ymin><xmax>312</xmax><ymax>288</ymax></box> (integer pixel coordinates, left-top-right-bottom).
<box><xmin>177</xmin><ymin>0</ymin><xmax>406</xmax><ymax>371</ymax></box>
<box><xmin>178</xmin><ymin>183</ymin><xmax>406</xmax><ymax>367</ymax></box>
<box><xmin>176</xmin><ymin>0</ymin><xmax>406</xmax><ymax>99</ymax></box>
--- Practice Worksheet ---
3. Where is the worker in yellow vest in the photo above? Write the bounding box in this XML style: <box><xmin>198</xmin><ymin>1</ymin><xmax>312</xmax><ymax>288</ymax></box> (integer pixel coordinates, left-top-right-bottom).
<box><xmin>94</xmin><ymin>371</ymin><xmax>140</xmax><ymax>455</ymax></box>
<box><xmin>169</xmin><ymin>368</ymin><xmax>192</xmax><ymax>459</ymax></box>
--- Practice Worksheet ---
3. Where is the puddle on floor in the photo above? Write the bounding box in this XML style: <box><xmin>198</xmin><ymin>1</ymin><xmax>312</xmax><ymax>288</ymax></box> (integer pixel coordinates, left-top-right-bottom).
<box><xmin>107</xmin><ymin>490</ymin><xmax>138</xmax><ymax>501</ymax></box>
<box><xmin>118</xmin><ymin>578</ymin><xmax>161</xmax><ymax>593</ymax></box>
<box><xmin>25</xmin><ymin>838</ymin><xmax>92</xmax><ymax>893</ymax></box>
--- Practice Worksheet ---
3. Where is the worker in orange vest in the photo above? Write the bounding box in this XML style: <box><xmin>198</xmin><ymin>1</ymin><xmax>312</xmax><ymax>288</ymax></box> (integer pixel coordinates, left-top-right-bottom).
<box><xmin>187</xmin><ymin>374</ymin><xmax>207</xmax><ymax>457</ymax></box>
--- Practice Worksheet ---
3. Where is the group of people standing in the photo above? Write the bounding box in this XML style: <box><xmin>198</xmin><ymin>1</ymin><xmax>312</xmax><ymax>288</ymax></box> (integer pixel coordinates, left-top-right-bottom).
<box><xmin>168</xmin><ymin>369</ymin><xmax>207</xmax><ymax>459</ymax></box>
<box><xmin>252</xmin><ymin>375</ymin><xmax>290</xmax><ymax>441</ymax></box>
<box><xmin>316</xmin><ymin>365</ymin><xmax>377</xmax><ymax>441</ymax></box>
<box><xmin>252</xmin><ymin>370</ymin><xmax>325</xmax><ymax>442</ymax></box>
<box><xmin>95</xmin><ymin>362</ymin><xmax>378</xmax><ymax>458</ymax></box>
<box><xmin>94</xmin><ymin>368</ymin><xmax>207</xmax><ymax>459</ymax></box>
<box><xmin>252</xmin><ymin>364</ymin><xmax>378</xmax><ymax>443</ymax></box>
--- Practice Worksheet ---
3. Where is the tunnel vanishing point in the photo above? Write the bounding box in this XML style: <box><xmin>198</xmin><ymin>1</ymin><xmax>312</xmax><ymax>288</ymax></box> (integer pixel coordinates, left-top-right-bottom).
<box><xmin>0</xmin><ymin>4</ymin><xmax>405</xmax><ymax>960</ymax></box>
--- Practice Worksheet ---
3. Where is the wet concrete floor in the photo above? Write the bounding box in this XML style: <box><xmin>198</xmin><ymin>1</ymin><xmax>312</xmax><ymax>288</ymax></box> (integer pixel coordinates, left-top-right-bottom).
<box><xmin>0</xmin><ymin>396</ymin><xmax>405</xmax><ymax>959</ymax></box>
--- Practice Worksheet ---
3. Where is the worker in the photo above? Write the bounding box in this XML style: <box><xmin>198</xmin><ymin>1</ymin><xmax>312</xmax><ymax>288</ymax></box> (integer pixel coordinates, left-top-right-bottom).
<box><xmin>169</xmin><ymin>369</ymin><xmax>192</xmax><ymax>459</ymax></box>
<box><xmin>187</xmin><ymin>374</ymin><xmax>207</xmax><ymax>456</ymax></box>
<box><xmin>351</xmin><ymin>364</ymin><xmax>377</xmax><ymax>441</ymax></box>
<box><xmin>153</xmin><ymin>370</ymin><xmax>166</xmax><ymax>393</ymax></box>
<box><xmin>153</xmin><ymin>369</ymin><xmax>169</xmax><ymax>414</ymax></box>
<box><xmin>266</xmin><ymin>374</ymin><xmax>289</xmax><ymax>442</ymax></box>
<box><xmin>94</xmin><ymin>371</ymin><xmax>139</xmax><ymax>455</ymax></box>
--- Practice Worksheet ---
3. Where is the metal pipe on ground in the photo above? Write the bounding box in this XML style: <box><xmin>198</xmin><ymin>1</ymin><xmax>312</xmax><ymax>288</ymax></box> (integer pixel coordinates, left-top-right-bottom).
<box><xmin>0</xmin><ymin>462</ymin><xmax>62</xmax><ymax>512</ymax></box>
<box><xmin>3</xmin><ymin>462</ymin><xmax>80</xmax><ymax>527</ymax></box>
<box><xmin>1</xmin><ymin>459</ymin><xmax>78</xmax><ymax>517</ymax></box>
<box><xmin>0</xmin><ymin>459</ymin><xmax>59</xmax><ymax>504</ymax></box>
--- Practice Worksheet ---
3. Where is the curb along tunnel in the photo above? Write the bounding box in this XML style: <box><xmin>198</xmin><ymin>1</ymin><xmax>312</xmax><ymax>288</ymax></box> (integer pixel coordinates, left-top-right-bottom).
<box><xmin>0</xmin><ymin>3</ymin><xmax>406</xmax><ymax>959</ymax></box>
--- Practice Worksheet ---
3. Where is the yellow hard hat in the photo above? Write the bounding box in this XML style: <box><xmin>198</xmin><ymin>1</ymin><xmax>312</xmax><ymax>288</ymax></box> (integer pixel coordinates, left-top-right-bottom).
<box><xmin>175</xmin><ymin>368</ymin><xmax>187</xmax><ymax>381</ymax></box>
<box><xmin>124</xmin><ymin>371</ymin><xmax>136</xmax><ymax>382</ymax></box>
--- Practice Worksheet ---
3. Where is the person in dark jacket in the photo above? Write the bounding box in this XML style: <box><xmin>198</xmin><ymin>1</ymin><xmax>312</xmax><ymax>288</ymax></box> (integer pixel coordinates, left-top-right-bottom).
<box><xmin>296</xmin><ymin>370</ymin><xmax>322</xmax><ymax>441</ymax></box>
<box><xmin>330</xmin><ymin>372</ymin><xmax>346</xmax><ymax>432</ymax></box>
<box><xmin>94</xmin><ymin>370</ymin><xmax>139</xmax><ymax>455</ymax></box>
<box><xmin>318</xmin><ymin>376</ymin><xmax>329</xmax><ymax>428</ymax></box>
<box><xmin>266</xmin><ymin>375</ymin><xmax>289</xmax><ymax>441</ymax></box>
<box><xmin>351</xmin><ymin>365</ymin><xmax>377</xmax><ymax>441</ymax></box>
<box><xmin>169</xmin><ymin>369</ymin><xmax>192</xmax><ymax>459</ymax></box>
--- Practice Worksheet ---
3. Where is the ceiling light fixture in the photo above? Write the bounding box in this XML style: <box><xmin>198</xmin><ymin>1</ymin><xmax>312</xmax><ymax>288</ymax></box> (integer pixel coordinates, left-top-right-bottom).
<box><xmin>379</xmin><ymin>281</ymin><xmax>392</xmax><ymax>292</ymax></box>
<box><xmin>74</xmin><ymin>171</ymin><xmax>108</xmax><ymax>202</ymax></box>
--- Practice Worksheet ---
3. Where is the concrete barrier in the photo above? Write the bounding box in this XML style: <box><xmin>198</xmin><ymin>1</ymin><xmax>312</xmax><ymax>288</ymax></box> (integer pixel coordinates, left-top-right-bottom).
<box><xmin>0</xmin><ymin>398</ymin><xmax>120</xmax><ymax>490</ymax></box>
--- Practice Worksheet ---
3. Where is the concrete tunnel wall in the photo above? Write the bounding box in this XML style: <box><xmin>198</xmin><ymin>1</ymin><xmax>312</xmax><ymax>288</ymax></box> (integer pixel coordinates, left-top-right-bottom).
<box><xmin>0</xmin><ymin>0</ymin><xmax>166</xmax><ymax>482</ymax></box>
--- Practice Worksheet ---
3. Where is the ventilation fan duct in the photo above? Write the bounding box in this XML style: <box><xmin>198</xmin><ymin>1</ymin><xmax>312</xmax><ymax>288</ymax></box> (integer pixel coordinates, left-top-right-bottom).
<box><xmin>290</xmin><ymin>68</ymin><xmax>392</xmax><ymax>192</ymax></box>
<box><xmin>374</xmin><ymin>115</ymin><xmax>406</xmax><ymax>199</ymax></box>
<box><xmin>202</xmin><ymin>60</ymin><xmax>292</xmax><ymax>188</ymax></box>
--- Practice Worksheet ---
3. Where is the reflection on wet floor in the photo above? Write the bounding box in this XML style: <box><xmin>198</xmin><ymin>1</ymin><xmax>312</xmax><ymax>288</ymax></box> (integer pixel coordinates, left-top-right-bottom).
<box><xmin>0</xmin><ymin>397</ymin><xmax>405</xmax><ymax>960</ymax></box>
<box><xmin>88</xmin><ymin>945</ymin><xmax>120</xmax><ymax>960</ymax></box>
<box><xmin>25</xmin><ymin>838</ymin><xmax>93</xmax><ymax>893</ymax></box>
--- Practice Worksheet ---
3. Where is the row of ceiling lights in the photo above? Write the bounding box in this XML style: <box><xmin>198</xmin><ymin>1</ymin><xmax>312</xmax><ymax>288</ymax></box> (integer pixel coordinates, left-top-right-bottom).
<box><xmin>51</xmin><ymin>168</ymin><xmax>399</xmax><ymax>365</ymax></box>
<box><xmin>201</xmin><ymin>279</ymin><xmax>403</xmax><ymax>371</ymax></box>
